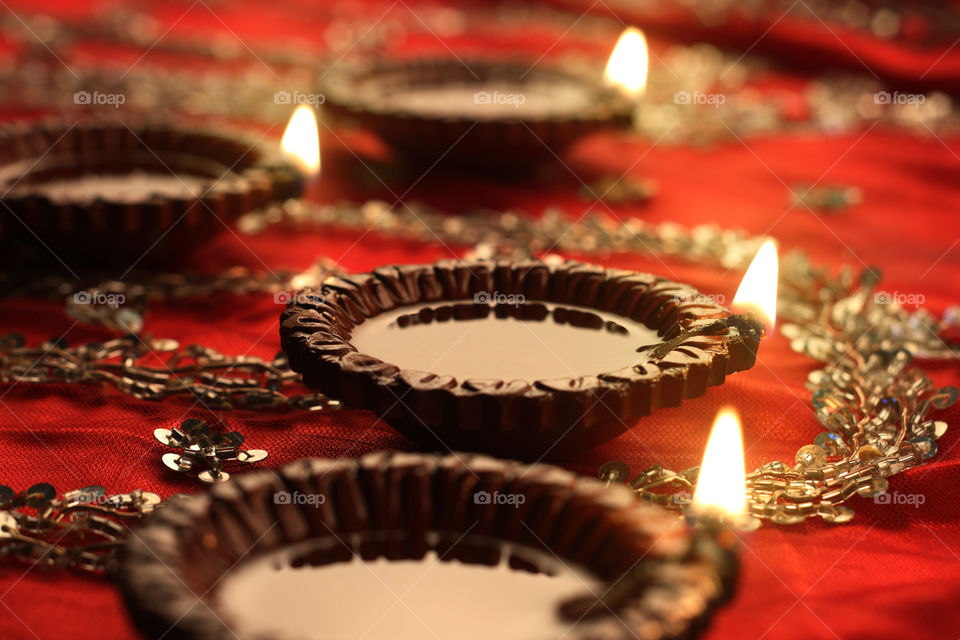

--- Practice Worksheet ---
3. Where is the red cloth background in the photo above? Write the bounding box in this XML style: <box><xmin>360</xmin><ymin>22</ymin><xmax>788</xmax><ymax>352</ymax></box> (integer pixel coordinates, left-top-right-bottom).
<box><xmin>1</xmin><ymin>1</ymin><xmax>960</xmax><ymax>639</ymax></box>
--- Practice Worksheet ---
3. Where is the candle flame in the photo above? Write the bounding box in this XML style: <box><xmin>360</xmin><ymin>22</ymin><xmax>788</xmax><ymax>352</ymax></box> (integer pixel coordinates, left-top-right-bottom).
<box><xmin>604</xmin><ymin>27</ymin><xmax>649</xmax><ymax>97</ymax></box>
<box><xmin>281</xmin><ymin>105</ymin><xmax>321</xmax><ymax>176</ymax></box>
<box><xmin>732</xmin><ymin>240</ymin><xmax>778</xmax><ymax>334</ymax></box>
<box><xmin>692</xmin><ymin>408</ymin><xmax>747</xmax><ymax>517</ymax></box>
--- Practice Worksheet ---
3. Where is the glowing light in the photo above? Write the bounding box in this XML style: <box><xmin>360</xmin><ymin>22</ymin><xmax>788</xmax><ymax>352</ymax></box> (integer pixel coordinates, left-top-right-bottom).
<box><xmin>692</xmin><ymin>408</ymin><xmax>747</xmax><ymax>517</ymax></box>
<box><xmin>732</xmin><ymin>240</ymin><xmax>778</xmax><ymax>334</ymax></box>
<box><xmin>603</xmin><ymin>27</ymin><xmax>649</xmax><ymax>97</ymax></box>
<box><xmin>281</xmin><ymin>105</ymin><xmax>320</xmax><ymax>176</ymax></box>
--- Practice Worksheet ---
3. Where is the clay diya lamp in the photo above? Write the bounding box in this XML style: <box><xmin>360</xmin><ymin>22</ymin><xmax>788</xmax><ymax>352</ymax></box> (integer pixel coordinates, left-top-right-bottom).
<box><xmin>321</xmin><ymin>58</ymin><xmax>634</xmax><ymax>174</ymax></box>
<box><xmin>280</xmin><ymin>260</ymin><xmax>761</xmax><ymax>458</ymax></box>
<box><xmin>0</xmin><ymin>120</ymin><xmax>304</xmax><ymax>267</ymax></box>
<box><xmin>119</xmin><ymin>452</ymin><xmax>738</xmax><ymax>640</ymax></box>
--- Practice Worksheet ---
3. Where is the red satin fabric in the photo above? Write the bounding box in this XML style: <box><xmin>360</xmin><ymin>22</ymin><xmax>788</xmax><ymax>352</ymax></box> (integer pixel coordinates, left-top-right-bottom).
<box><xmin>1</xmin><ymin>2</ymin><xmax>959</xmax><ymax>639</ymax></box>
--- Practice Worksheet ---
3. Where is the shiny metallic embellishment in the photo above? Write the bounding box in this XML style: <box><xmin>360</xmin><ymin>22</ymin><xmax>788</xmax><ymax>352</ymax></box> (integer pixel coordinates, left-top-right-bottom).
<box><xmin>155</xmin><ymin>419</ymin><xmax>268</xmax><ymax>483</ymax></box>
<box><xmin>790</xmin><ymin>183</ymin><xmax>863</xmax><ymax>213</ymax></box>
<box><xmin>0</xmin><ymin>483</ymin><xmax>161</xmax><ymax>573</ymax></box>
<box><xmin>0</xmin><ymin>333</ymin><xmax>336</xmax><ymax>411</ymax></box>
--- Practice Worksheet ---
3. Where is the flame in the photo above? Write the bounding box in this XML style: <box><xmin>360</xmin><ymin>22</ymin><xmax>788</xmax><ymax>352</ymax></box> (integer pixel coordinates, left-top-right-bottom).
<box><xmin>732</xmin><ymin>240</ymin><xmax>778</xmax><ymax>334</ymax></box>
<box><xmin>281</xmin><ymin>105</ymin><xmax>321</xmax><ymax>176</ymax></box>
<box><xmin>692</xmin><ymin>408</ymin><xmax>747</xmax><ymax>517</ymax></box>
<box><xmin>603</xmin><ymin>27</ymin><xmax>649</xmax><ymax>97</ymax></box>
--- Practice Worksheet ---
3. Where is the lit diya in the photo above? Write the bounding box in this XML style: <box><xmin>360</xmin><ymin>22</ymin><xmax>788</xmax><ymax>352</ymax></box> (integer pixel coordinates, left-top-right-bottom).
<box><xmin>320</xmin><ymin>32</ymin><xmax>646</xmax><ymax>174</ymax></box>
<box><xmin>0</xmin><ymin>118</ymin><xmax>308</xmax><ymax>267</ymax></box>
<box><xmin>280</xmin><ymin>260</ymin><xmax>762</xmax><ymax>458</ymax></box>
<box><xmin>119</xmin><ymin>452</ymin><xmax>737</xmax><ymax>640</ymax></box>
